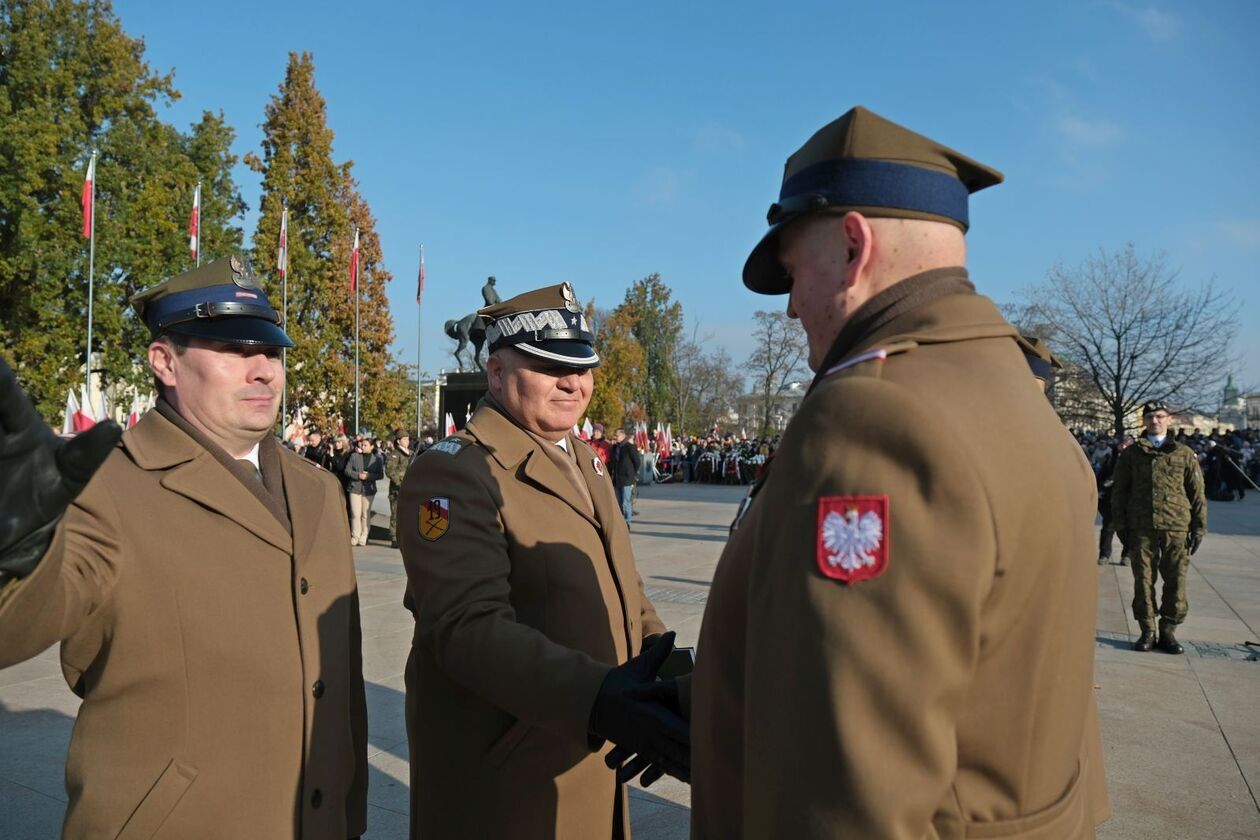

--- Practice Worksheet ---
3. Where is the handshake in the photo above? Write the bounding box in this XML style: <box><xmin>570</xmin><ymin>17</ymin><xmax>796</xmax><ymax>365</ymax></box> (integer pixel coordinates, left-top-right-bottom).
<box><xmin>588</xmin><ymin>631</ymin><xmax>690</xmax><ymax>788</ymax></box>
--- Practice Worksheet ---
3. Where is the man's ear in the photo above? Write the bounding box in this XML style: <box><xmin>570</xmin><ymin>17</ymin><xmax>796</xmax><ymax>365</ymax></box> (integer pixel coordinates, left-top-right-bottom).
<box><xmin>485</xmin><ymin>352</ymin><xmax>504</xmax><ymax>394</ymax></box>
<box><xmin>149</xmin><ymin>340</ymin><xmax>178</xmax><ymax>389</ymax></box>
<box><xmin>839</xmin><ymin>212</ymin><xmax>876</xmax><ymax>288</ymax></box>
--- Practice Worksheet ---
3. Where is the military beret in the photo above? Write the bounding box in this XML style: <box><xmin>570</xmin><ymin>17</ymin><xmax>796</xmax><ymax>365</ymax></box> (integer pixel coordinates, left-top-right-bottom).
<box><xmin>744</xmin><ymin>105</ymin><xmax>1004</xmax><ymax>295</ymax></box>
<box><xmin>130</xmin><ymin>255</ymin><xmax>293</xmax><ymax>347</ymax></box>
<box><xmin>478</xmin><ymin>282</ymin><xmax>599</xmax><ymax>369</ymax></box>
<box><xmin>1142</xmin><ymin>401</ymin><xmax>1171</xmax><ymax>415</ymax></box>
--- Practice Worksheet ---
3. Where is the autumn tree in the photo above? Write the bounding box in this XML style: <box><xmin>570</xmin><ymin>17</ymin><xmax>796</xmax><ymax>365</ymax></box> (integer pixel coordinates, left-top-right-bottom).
<box><xmin>617</xmin><ymin>273</ymin><xmax>682</xmax><ymax>425</ymax></box>
<box><xmin>0</xmin><ymin>0</ymin><xmax>244</xmax><ymax>419</ymax></box>
<box><xmin>247</xmin><ymin>51</ymin><xmax>411</xmax><ymax>436</ymax></box>
<box><xmin>586</xmin><ymin>301</ymin><xmax>644</xmax><ymax>429</ymax></box>
<box><xmin>743</xmin><ymin>311</ymin><xmax>809</xmax><ymax>436</ymax></box>
<box><xmin>673</xmin><ymin>323</ymin><xmax>742</xmax><ymax>435</ymax></box>
<box><xmin>1018</xmin><ymin>245</ymin><xmax>1238</xmax><ymax>436</ymax></box>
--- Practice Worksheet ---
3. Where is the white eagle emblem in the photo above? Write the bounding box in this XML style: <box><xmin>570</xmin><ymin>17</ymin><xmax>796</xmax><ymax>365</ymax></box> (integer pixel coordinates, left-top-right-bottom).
<box><xmin>821</xmin><ymin>508</ymin><xmax>884</xmax><ymax>572</ymax></box>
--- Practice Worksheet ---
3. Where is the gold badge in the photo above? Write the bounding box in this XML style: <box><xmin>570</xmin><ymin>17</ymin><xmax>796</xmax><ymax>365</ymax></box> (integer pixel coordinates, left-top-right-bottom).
<box><xmin>419</xmin><ymin>497</ymin><xmax>450</xmax><ymax>541</ymax></box>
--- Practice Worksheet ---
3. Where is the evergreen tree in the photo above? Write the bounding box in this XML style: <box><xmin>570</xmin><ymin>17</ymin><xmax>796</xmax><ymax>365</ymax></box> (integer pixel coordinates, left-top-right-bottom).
<box><xmin>617</xmin><ymin>273</ymin><xmax>682</xmax><ymax>426</ymax></box>
<box><xmin>0</xmin><ymin>0</ymin><xmax>244</xmax><ymax>419</ymax></box>
<box><xmin>247</xmin><ymin>51</ymin><xmax>410</xmax><ymax>436</ymax></box>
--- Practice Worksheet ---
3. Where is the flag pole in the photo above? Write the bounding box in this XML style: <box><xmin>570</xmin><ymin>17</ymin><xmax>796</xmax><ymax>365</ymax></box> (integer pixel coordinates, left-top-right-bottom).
<box><xmin>85</xmin><ymin>150</ymin><xmax>97</xmax><ymax>406</ymax></box>
<box><xmin>280</xmin><ymin>203</ymin><xmax>289</xmax><ymax>430</ymax></box>
<box><xmin>416</xmin><ymin>243</ymin><xmax>424</xmax><ymax>437</ymax></box>
<box><xmin>353</xmin><ymin>225</ymin><xmax>360</xmax><ymax>435</ymax></box>
<box><xmin>194</xmin><ymin>180</ymin><xmax>202</xmax><ymax>267</ymax></box>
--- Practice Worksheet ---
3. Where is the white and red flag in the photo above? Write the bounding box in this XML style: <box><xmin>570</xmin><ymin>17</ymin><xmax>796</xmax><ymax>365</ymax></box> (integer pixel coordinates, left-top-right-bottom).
<box><xmin>665</xmin><ymin>423</ymin><xmax>673</xmax><ymax>454</ymax></box>
<box><xmin>127</xmin><ymin>396</ymin><xmax>142</xmax><ymax>429</ymax></box>
<box><xmin>580</xmin><ymin>417</ymin><xmax>593</xmax><ymax>441</ymax></box>
<box><xmin>655</xmin><ymin>422</ymin><xmax>666</xmax><ymax>452</ymax></box>
<box><xmin>444</xmin><ymin>412</ymin><xmax>456</xmax><ymax>436</ymax></box>
<box><xmin>80</xmin><ymin>153</ymin><xmax>96</xmax><ymax>238</ymax></box>
<box><xmin>61</xmin><ymin>388</ymin><xmax>80</xmax><ymax>435</ymax></box>
<box><xmin>277</xmin><ymin>207</ymin><xmax>288</xmax><ymax>277</ymax></box>
<box><xmin>188</xmin><ymin>182</ymin><xmax>201</xmax><ymax>262</ymax></box>
<box><xmin>349</xmin><ymin>227</ymin><xmax>360</xmax><ymax>292</ymax></box>
<box><xmin>74</xmin><ymin>383</ymin><xmax>97</xmax><ymax>432</ymax></box>
<box><xmin>416</xmin><ymin>245</ymin><xmax>426</xmax><ymax>305</ymax></box>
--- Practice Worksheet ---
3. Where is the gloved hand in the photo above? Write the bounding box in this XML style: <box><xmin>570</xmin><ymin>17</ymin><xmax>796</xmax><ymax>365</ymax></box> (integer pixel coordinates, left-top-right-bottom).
<box><xmin>589</xmin><ymin>631</ymin><xmax>690</xmax><ymax>783</ymax></box>
<box><xmin>604</xmin><ymin>678</ymin><xmax>684</xmax><ymax>786</ymax></box>
<box><xmin>1186</xmin><ymin>531</ymin><xmax>1203</xmax><ymax>556</ymax></box>
<box><xmin>0</xmin><ymin>358</ymin><xmax>121</xmax><ymax>582</ymax></box>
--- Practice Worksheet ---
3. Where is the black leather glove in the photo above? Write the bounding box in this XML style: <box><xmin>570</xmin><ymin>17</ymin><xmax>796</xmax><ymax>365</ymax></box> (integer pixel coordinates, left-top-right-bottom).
<box><xmin>589</xmin><ymin>631</ymin><xmax>690</xmax><ymax>783</ymax></box>
<box><xmin>1187</xmin><ymin>531</ymin><xmax>1203</xmax><ymax>556</ymax></box>
<box><xmin>0</xmin><ymin>357</ymin><xmax>121</xmax><ymax>582</ymax></box>
<box><xmin>604</xmin><ymin>678</ymin><xmax>684</xmax><ymax>786</ymax></box>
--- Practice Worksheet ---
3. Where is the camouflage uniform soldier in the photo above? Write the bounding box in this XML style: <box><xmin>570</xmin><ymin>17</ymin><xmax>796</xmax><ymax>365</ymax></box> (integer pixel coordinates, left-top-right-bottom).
<box><xmin>1112</xmin><ymin>401</ymin><xmax>1207</xmax><ymax>654</ymax></box>
<box><xmin>385</xmin><ymin>428</ymin><xmax>414</xmax><ymax>548</ymax></box>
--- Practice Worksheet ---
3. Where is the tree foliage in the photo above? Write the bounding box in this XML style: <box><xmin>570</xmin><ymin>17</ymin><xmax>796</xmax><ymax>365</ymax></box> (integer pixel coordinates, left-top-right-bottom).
<box><xmin>586</xmin><ymin>300</ymin><xmax>644</xmax><ymax>429</ymax></box>
<box><xmin>618</xmin><ymin>273</ymin><xmax>682</xmax><ymax>425</ymax></box>
<box><xmin>673</xmin><ymin>322</ymin><xmax>742</xmax><ymax>435</ymax></box>
<box><xmin>1017</xmin><ymin>244</ymin><xmax>1238</xmax><ymax>436</ymax></box>
<box><xmin>0</xmin><ymin>0</ymin><xmax>244</xmax><ymax>420</ymax></box>
<box><xmin>742</xmin><ymin>310</ymin><xmax>809</xmax><ymax>437</ymax></box>
<box><xmin>247</xmin><ymin>51</ymin><xmax>410</xmax><ymax>436</ymax></box>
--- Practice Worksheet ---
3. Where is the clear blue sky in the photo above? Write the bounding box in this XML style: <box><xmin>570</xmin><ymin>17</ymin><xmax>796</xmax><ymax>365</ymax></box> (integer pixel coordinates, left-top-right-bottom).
<box><xmin>114</xmin><ymin>0</ymin><xmax>1260</xmax><ymax>392</ymax></box>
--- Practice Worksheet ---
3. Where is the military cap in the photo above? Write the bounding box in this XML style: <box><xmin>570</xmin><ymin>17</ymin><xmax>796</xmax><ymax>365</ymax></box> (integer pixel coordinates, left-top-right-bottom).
<box><xmin>744</xmin><ymin>105</ymin><xmax>1004</xmax><ymax>294</ymax></box>
<box><xmin>130</xmin><ymin>255</ymin><xmax>294</xmax><ymax>348</ymax></box>
<box><xmin>478</xmin><ymin>282</ymin><xmax>599</xmax><ymax>369</ymax></box>
<box><xmin>394</xmin><ymin>427</ymin><xmax>409</xmax><ymax>442</ymax></box>
<box><xmin>1142</xmin><ymin>400</ymin><xmax>1171</xmax><ymax>415</ymax></box>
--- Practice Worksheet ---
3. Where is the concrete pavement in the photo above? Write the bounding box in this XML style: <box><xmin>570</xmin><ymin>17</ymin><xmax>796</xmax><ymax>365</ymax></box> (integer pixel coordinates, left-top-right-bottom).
<box><xmin>1</xmin><ymin>483</ymin><xmax>1257</xmax><ymax>838</ymax></box>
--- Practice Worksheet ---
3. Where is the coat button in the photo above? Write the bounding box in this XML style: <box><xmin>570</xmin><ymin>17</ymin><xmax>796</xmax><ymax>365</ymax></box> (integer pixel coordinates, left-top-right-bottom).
<box><xmin>312</xmin><ymin>680</ymin><xmax>325</xmax><ymax>699</ymax></box>
<box><xmin>311</xmin><ymin>788</ymin><xmax>322</xmax><ymax>808</ymax></box>
<box><xmin>300</xmin><ymin>578</ymin><xmax>309</xmax><ymax>595</ymax></box>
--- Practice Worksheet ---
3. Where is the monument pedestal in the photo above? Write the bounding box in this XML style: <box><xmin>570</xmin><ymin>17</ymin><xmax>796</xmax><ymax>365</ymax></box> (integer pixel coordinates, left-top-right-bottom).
<box><xmin>438</xmin><ymin>371</ymin><xmax>488</xmax><ymax>432</ymax></box>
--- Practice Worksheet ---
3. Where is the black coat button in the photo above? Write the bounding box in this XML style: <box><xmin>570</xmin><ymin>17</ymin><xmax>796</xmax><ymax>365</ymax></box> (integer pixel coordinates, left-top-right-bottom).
<box><xmin>312</xmin><ymin>680</ymin><xmax>325</xmax><ymax>699</ymax></box>
<box><xmin>311</xmin><ymin>788</ymin><xmax>322</xmax><ymax>808</ymax></box>
<box><xmin>300</xmin><ymin>578</ymin><xmax>309</xmax><ymax>595</ymax></box>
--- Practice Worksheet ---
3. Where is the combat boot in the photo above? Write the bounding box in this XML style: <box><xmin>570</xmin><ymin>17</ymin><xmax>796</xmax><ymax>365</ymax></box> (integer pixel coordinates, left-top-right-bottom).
<box><xmin>1158</xmin><ymin>626</ymin><xmax>1184</xmax><ymax>655</ymax></box>
<box><xmin>1134</xmin><ymin>630</ymin><xmax>1156</xmax><ymax>651</ymax></box>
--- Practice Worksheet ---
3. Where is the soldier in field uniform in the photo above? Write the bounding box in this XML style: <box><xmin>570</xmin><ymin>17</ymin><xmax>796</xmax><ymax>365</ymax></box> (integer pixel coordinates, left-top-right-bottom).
<box><xmin>384</xmin><ymin>427</ymin><xmax>414</xmax><ymax>547</ymax></box>
<box><xmin>1111</xmin><ymin>400</ymin><xmax>1207</xmax><ymax>654</ymax></box>
<box><xmin>688</xmin><ymin>107</ymin><xmax>1109</xmax><ymax>839</ymax></box>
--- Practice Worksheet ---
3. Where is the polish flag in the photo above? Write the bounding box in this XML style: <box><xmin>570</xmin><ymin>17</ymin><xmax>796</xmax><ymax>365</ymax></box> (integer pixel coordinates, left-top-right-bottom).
<box><xmin>655</xmin><ymin>423</ymin><xmax>667</xmax><ymax>452</ymax></box>
<box><xmin>80</xmin><ymin>154</ymin><xmax>96</xmax><ymax>238</ymax></box>
<box><xmin>127</xmin><ymin>396</ymin><xmax>142</xmax><ymax>429</ymax></box>
<box><xmin>416</xmin><ymin>246</ymin><xmax>425</xmax><ymax>305</ymax></box>
<box><xmin>665</xmin><ymin>423</ymin><xmax>673</xmax><ymax>454</ymax></box>
<box><xmin>74</xmin><ymin>383</ymin><xmax>97</xmax><ymax>432</ymax></box>
<box><xmin>188</xmin><ymin>183</ymin><xmax>201</xmax><ymax>262</ymax></box>
<box><xmin>62</xmin><ymin>388</ymin><xmax>80</xmax><ymax>435</ymax></box>
<box><xmin>277</xmin><ymin>207</ymin><xmax>288</xmax><ymax>276</ymax></box>
<box><xmin>444</xmin><ymin>412</ymin><xmax>456</xmax><ymax>436</ymax></box>
<box><xmin>349</xmin><ymin>227</ymin><xmax>360</xmax><ymax>292</ymax></box>
<box><xmin>580</xmin><ymin>417</ymin><xmax>593</xmax><ymax>441</ymax></box>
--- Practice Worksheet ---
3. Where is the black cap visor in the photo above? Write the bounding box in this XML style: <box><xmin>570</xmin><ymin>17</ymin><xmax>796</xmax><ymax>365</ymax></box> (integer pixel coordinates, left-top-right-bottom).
<box><xmin>512</xmin><ymin>340</ymin><xmax>600</xmax><ymax>370</ymax></box>
<box><xmin>164</xmin><ymin>316</ymin><xmax>295</xmax><ymax>348</ymax></box>
<box><xmin>743</xmin><ymin>216</ymin><xmax>800</xmax><ymax>295</ymax></box>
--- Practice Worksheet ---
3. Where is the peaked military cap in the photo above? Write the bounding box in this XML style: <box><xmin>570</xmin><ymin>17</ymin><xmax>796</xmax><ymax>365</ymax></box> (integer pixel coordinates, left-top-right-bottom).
<box><xmin>744</xmin><ymin>105</ymin><xmax>1005</xmax><ymax>295</ymax></box>
<box><xmin>131</xmin><ymin>255</ymin><xmax>293</xmax><ymax>348</ymax></box>
<box><xmin>478</xmin><ymin>282</ymin><xmax>599</xmax><ymax>369</ymax></box>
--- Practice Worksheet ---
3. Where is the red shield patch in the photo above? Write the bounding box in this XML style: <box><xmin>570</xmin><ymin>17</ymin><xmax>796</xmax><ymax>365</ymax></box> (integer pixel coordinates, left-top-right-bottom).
<box><xmin>816</xmin><ymin>496</ymin><xmax>889</xmax><ymax>584</ymax></box>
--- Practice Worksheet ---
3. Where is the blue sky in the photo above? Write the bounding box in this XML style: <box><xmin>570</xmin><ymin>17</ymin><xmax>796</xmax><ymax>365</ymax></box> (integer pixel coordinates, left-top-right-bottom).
<box><xmin>114</xmin><ymin>0</ymin><xmax>1260</xmax><ymax>391</ymax></box>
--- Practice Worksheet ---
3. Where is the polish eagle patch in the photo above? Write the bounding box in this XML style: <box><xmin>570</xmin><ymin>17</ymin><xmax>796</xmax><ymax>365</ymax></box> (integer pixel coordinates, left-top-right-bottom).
<box><xmin>816</xmin><ymin>496</ymin><xmax>889</xmax><ymax>584</ymax></box>
<box><xmin>419</xmin><ymin>497</ymin><xmax>450</xmax><ymax>541</ymax></box>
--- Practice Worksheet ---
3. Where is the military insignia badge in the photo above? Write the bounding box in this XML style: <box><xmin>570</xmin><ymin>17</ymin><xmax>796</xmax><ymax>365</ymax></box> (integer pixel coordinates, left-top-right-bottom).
<box><xmin>419</xmin><ymin>497</ymin><xmax>450</xmax><ymax>541</ymax></box>
<box><xmin>816</xmin><ymin>496</ymin><xmax>888</xmax><ymax>584</ymax></box>
<box><xmin>561</xmin><ymin>282</ymin><xmax>582</xmax><ymax>312</ymax></box>
<box><xmin>592</xmin><ymin>457</ymin><xmax>604</xmax><ymax>476</ymax></box>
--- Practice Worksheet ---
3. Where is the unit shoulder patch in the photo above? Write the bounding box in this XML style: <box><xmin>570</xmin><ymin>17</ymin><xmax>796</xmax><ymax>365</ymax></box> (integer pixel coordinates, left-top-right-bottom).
<box><xmin>419</xmin><ymin>497</ymin><xmax>450</xmax><ymax>541</ymax></box>
<box><xmin>427</xmin><ymin>436</ymin><xmax>468</xmax><ymax>456</ymax></box>
<box><xmin>816</xmin><ymin>495</ymin><xmax>889</xmax><ymax>584</ymax></box>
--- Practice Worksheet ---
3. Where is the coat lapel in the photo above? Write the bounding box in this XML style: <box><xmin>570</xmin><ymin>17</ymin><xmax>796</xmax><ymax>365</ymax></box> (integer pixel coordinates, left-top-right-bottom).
<box><xmin>521</xmin><ymin>447</ymin><xmax>600</xmax><ymax>529</ymax></box>
<box><xmin>278</xmin><ymin>450</ymin><xmax>328</xmax><ymax>566</ymax></box>
<box><xmin>125</xmin><ymin>411</ymin><xmax>292</xmax><ymax>554</ymax></box>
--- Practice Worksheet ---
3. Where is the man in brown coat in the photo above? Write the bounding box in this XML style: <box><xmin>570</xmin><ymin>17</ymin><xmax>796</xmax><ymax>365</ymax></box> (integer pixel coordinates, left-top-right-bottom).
<box><xmin>0</xmin><ymin>256</ymin><xmax>367</xmax><ymax>839</ymax></box>
<box><xmin>690</xmin><ymin>107</ymin><xmax>1109</xmax><ymax>838</ymax></box>
<box><xmin>398</xmin><ymin>283</ymin><xmax>689</xmax><ymax>839</ymax></box>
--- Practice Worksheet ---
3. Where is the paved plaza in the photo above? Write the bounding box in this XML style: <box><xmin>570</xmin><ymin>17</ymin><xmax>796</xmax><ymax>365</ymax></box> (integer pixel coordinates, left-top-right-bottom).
<box><xmin>2</xmin><ymin>482</ymin><xmax>1257</xmax><ymax>838</ymax></box>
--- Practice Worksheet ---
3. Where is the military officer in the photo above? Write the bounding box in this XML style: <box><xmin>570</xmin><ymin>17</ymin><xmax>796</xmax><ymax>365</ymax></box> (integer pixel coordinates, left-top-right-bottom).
<box><xmin>0</xmin><ymin>256</ymin><xmax>367</xmax><ymax>839</ymax></box>
<box><xmin>398</xmin><ymin>283</ymin><xmax>688</xmax><ymax>840</ymax></box>
<box><xmin>385</xmin><ymin>427</ymin><xmax>414</xmax><ymax>547</ymax></box>
<box><xmin>1112</xmin><ymin>400</ymin><xmax>1207</xmax><ymax>654</ymax></box>
<box><xmin>689</xmin><ymin>107</ymin><xmax>1109</xmax><ymax>838</ymax></box>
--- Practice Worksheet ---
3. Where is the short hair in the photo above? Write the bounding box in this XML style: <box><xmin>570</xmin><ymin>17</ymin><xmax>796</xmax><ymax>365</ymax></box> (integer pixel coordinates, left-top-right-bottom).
<box><xmin>151</xmin><ymin>332</ymin><xmax>192</xmax><ymax>396</ymax></box>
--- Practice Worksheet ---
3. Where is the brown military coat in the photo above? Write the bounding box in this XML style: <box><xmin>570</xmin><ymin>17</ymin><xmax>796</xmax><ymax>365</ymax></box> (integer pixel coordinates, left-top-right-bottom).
<box><xmin>0</xmin><ymin>410</ymin><xmax>368</xmax><ymax>839</ymax></box>
<box><xmin>398</xmin><ymin>399</ymin><xmax>666</xmax><ymax>839</ymax></box>
<box><xmin>691</xmin><ymin>270</ymin><xmax>1108</xmax><ymax>839</ymax></box>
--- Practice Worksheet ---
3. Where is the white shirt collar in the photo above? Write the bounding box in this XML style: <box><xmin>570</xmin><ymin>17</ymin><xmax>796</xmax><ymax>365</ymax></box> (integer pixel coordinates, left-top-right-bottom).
<box><xmin>241</xmin><ymin>442</ymin><xmax>261</xmax><ymax>469</ymax></box>
<box><xmin>555</xmin><ymin>437</ymin><xmax>568</xmax><ymax>452</ymax></box>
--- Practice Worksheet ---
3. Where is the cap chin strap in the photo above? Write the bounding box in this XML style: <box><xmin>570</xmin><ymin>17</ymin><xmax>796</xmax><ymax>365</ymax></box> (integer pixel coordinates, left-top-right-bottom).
<box><xmin>154</xmin><ymin>300</ymin><xmax>282</xmax><ymax>331</ymax></box>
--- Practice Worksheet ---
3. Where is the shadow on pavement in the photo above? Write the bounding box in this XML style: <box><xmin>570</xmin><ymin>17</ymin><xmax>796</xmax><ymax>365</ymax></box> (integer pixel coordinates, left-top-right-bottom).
<box><xmin>632</xmin><ymin>530</ymin><xmax>728</xmax><ymax>543</ymax></box>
